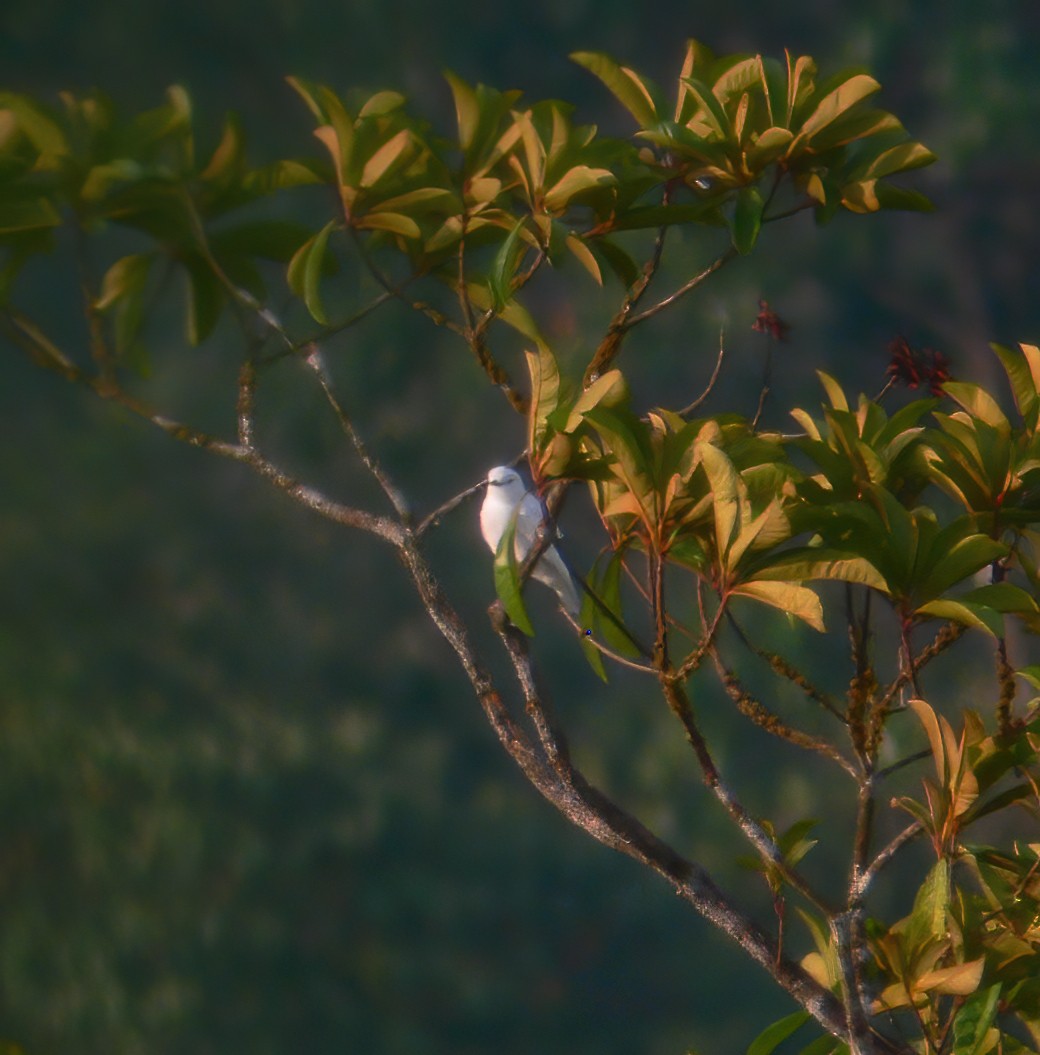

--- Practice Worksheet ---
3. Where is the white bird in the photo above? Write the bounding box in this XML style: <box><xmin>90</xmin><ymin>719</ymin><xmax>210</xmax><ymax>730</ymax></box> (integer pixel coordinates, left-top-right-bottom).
<box><xmin>479</xmin><ymin>465</ymin><xmax>582</xmax><ymax>617</ymax></box>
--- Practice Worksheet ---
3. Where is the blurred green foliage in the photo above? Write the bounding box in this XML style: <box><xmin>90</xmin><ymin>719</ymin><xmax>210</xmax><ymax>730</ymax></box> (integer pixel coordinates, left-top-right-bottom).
<box><xmin>1</xmin><ymin>2</ymin><xmax>1039</xmax><ymax>1053</ymax></box>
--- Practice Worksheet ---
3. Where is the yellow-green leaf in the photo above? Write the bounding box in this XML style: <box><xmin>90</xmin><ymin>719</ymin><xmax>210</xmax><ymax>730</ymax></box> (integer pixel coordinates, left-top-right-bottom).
<box><xmin>543</xmin><ymin>165</ymin><xmax>616</xmax><ymax>212</ymax></box>
<box><xmin>360</xmin><ymin>129</ymin><xmax>416</xmax><ymax>188</ymax></box>
<box><xmin>730</xmin><ymin>580</ymin><xmax>825</xmax><ymax>632</ymax></box>
<box><xmin>571</xmin><ymin>51</ymin><xmax>658</xmax><ymax>128</ymax></box>
<box><xmin>564</xmin><ymin>232</ymin><xmax>603</xmax><ymax>285</ymax></box>
<box><xmin>494</xmin><ymin>511</ymin><xmax>536</xmax><ymax>636</ymax></box>
<box><xmin>287</xmin><ymin>219</ymin><xmax>337</xmax><ymax>324</ymax></box>
<box><xmin>355</xmin><ymin>211</ymin><xmax>421</xmax><ymax>239</ymax></box>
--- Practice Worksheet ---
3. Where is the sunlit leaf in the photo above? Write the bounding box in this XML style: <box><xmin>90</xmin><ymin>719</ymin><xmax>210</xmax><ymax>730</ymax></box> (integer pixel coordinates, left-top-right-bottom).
<box><xmin>355</xmin><ymin>211</ymin><xmax>421</xmax><ymax>239</ymax></box>
<box><xmin>730</xmin><ymin>580</ymin><xmax>825</xmax><ymax>631</ymax></box>
<box><xmin>993</xmin><ymin>343</ymin><xmax>1040</xmax><ymax>428</ymax></box>
<box><xmin>796</xmin><ymin>73</ymin><xmax>880</xmax><ymax>143</ymax></box>
<box><xmin>287</xmin><ymin>218</ymin><xmax>337</xmax><ymax>325</ymax></box>
<box><xmin>943</xmin><ymin>381</ymin><xmax>1011</xmax><ymax>432</ymax></box>
<box><xmin>359</xmin><ymin>129</ymin><xmax>416</xmax><ymax>188</ymax></box>
<box><xmin>358</xmin><ymin>91</ymin><xmax>406</xmax><ymax>118</ymax></box>
<box><xmin>525</xmin><ymin>344</ymin><xmax>561</xmax><ymax>457</ymax></box>
<box><xmin>543</xmin><ymin>165</ymin><xmax>615</xmax><ymax>212</ymax></box>
<box><xmin>915</xmin><ymin>599</ymin><xmax>1001</xmax><ymax>636</ymax></box>
<box><xmin>917</xmin><ymin>957</ymin><xmax>985</xmax><ymax>997</ymax></box>
<box><xmin>564</xmin><ymin>232</ymin><xmax>603</xmax><ymax>284</ymax></box>
<box><xmin>571</xmin><ymin>51</ymin><xmax>659</xmax><ymax>128</ymax></box>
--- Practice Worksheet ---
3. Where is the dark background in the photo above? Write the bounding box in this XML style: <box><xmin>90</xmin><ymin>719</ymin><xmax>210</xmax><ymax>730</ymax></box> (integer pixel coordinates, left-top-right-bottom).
<box><xmin>2</xmin><ymin>1</ymin><xmax>1039</xmax><ymax>1052</ymax></box>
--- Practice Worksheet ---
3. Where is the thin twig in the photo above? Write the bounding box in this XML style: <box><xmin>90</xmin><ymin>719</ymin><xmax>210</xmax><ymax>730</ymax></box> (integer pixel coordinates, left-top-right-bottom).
<box><xmin>726</xmin><ymin>611</ymin><xmax>845</xmax><ymax>720</ymax></box>
<box><xmin>625</xmin><ymin>246</ymin><xmax>738</xmax><ymax>329</ymax></box>
<box><xmin>486</xmin><ymin>612</ymin><xmax>851</xmax><ymax>1040</ymax></box>
<box><xmin>658</xmin><ymin>674</ymin><xmax>839</xmax><ymax>915</ymax></box>
<box><xmin>678</xmin><ymin>326</ymin><xmax>728</xmax><ymax>417</ymax></box>
<box><xmin>416</xmin><ymin>477</ymin><xmax>487</xmax><ymax>536</ymax></box>
<box><xmin>581</xmin><ymin>218</ymin><xmax>671</xmax><ymax>387</ymax></box>
<box><xmin>854</xmin><ymin>821</ymin><xmax>924</xmax><ymax>901</ymax></box>
<box><xmin>303</xmin><ymin>344</ymin><xmax>411</xmax><ymax>521</ymax></box>
<box><xmin>751</xmin><ymin>342</ymin><xmax>774</xmax><ymax>429</ymax></box>
<box><xmin>877</xmin><ymin>623</ymin><xmax>964</xmax><ymax>713</ymax></box>
<box><xmin>5</xmin><ymin>310</ymin><xmax>404</xmax><ymax>542</ymax></box>
<box><xmin>711</xmin><ymin>655</ymin><xmax>860</xmax><ymax>779</ymax></box>
<box><xmin>559</xmin><ymin>610</ymin><xmax>656</xmax><ymax>674</ymax></box>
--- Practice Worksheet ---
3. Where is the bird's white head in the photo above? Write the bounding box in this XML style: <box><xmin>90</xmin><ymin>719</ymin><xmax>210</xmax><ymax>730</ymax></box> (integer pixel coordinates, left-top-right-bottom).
<box><xmin>485</xmin><ymin>465</ymin><xmax>525</xmax><ymax>499</ymax></box>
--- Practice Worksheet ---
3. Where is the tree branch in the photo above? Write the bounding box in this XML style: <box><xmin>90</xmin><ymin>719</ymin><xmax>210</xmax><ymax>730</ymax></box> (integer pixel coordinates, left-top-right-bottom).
<box><xmin>487</xmin><ymin>609</ymin><xmax>853</xmax><ymax>1040</ymax></box>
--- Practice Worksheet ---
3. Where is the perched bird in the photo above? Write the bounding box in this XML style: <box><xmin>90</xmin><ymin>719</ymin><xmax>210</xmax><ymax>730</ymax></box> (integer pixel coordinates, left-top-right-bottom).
<box><xmin>479</xmin><ymin>465</ymin><xmax>581</xmax><ymax>617</ymax></box>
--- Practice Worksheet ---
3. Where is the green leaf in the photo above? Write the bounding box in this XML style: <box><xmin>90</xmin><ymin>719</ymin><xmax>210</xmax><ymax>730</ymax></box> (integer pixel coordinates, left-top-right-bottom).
<box><xmin>862</xmin><ymin>141</ymin><xmax>938</xmax><ymax>180</ymax></box>
<box><xmin>752</xmin><ymin>550</ymin><xmax>889</xmax><ymax>593</ymax></box>
<box><xmin>0</xmin><ymin>91</ymin><xmax>69</xmax><ymax>164</ymax></box>
<box><xmin>678</xmin><ymin>76</ymin><xmax>732</xmax><ymax>140</ymax></box>
<box><xmin>915</xmin><ymin>599</ymin><xmax>1002</xmax><ymax>637</ymax></box>
<box><xmin>916</xmin><ymin>532</ymin><xmax>1007</xmax><ymax>601</ymax></box>
<box><xmin>564</xmin><ymin>232</ymin><xmax>603</xmax><ymax>284</ymax></box>
<box><xmin>993</xmin><ymin>343</ymin><xmax>1040</xmax><ymax>428</ymax></box>
<box><xmin>870</xmin><ymin>183</ymin><xmax>934</xmax><ymax>213</ymax></box>
<box><xmin>746</xmin><ymin>126</ymin><xmax>794</xmax><ymax>168</ymax></box>
<box><xmin>465</xmin><ymin>281</ymin><xmax>546</xmax><ymax>346</ymax></box>
<box><xmin>696</xmin><ymin>442</ymin><xmax>743</xmax><ymax>561</ymax></box>
<box><xmin>543</xmin><ymin>165</ymin><xmax>615</xmax><ymax>212</ymax></box>
<box><xmin>730</xmin><ymin>580</ymin><xmax>825</xmax><ymax>632</ymax></box>
<box><xmin>359</xmin><ymin>128</ymin><xmax>416</xmax><ymax>188</ymax></box>
<box><xmin>586</xmin><ymin>236</ymin><xmax>639</xmax><ymax>287</ymax></box>
<box><xmin>358</xmin><ymin>90</ymin><xmax>406</xmax><ymax>118</ymax></box>
<box><xmin>199</xmin><ymin>112</ymin><xmax>247</xmax><ymax>186</ymax></box>
<box><xmin>96</xmin><ymin>252</ymin><xmax>154</xmax><ymax>356</ymax></box>
<box><xmin>525</xmin><ymin>345</ymin><xmax>561</xmax><ymax>457</ymax></box>
<box><xmin>796</xmin><ymin>73</ymin><xmax>880</xmax><ymax>142</ymax></box>
<box><xmin>583</xmin><ymin>406</ymin><xmax>658</xmax><ymax>529</ymax></box>
<box><xmin>943</xmin><ymin>381</ymin><xmax>1011</xmax><ymax>431</ymax></box>
<box><xmin>494</xmin><ymin>511</ymin><xmax>535</xmax><ymax>636</ymax></box>
<box><xmin>578</xmin><ymin>607</ymin><xmax>608</xmax><ymax>682</ymax></box>
<box><xmin>904</xmin><ymin>858</ymin><xmax>951</xmax><ymax>956</ymax></box>
<box><xmin>565</xmin><ymin>370</ymin><xmax>628</xmax><ymax>431</ymax></box>
<box><xmin>746</xmin><ymin>1011</ymin><xmax>810</xmax><ymax>1055</ymax></box>
<box><xmin>731</xmin><ymin>184</ymin><xmax>764</xmax><ymax>254</ymax></box>
<box><xmin>961</xmin><ymin>582</ymin><xmax>1039</xmax><ymax>614</ymax></box>
<box><xmin>286</xmin><ymin>219</ymin><xmax>337</xmax><ymax>325</ymax></box>
<box><xmin>952</xmin><ymin>985</ymin><xmax>1001</xmax><ymax>1055</ymax></box>
<box><xmin>0</xmin><ymin>196</ymin><xmax>61</xmax><ymax>234</ymax></box>
<box><xmin>443</xmin><ymin>71</ymin><xmax>480</xmax><ymax>153</ymax></box>
<box><xmin>571</xmin><ymin>52</ymin><xmax>659</xmax><ymax>128</ymax></box>
<box><xmin>356</xmin><ymin>211</ymin><xmax>421</xmax><ymax>239</ymax></box>
<box><xmin>816</xmin><ymin>371</ymin><xmax>848</xmax><ymax>411</ymax></box>
<box><xmin>1016</xmin><ymin>665</ymin><xmax>1040</xmax><ymax>692</ymax></box>
<box><xmin>488</xmin><ymin>218</ymin><xmax>526</xmax><ymax>310</ymax></box>
<box><xmin>183</xmin><ymin>254</ymin><xmax>223</xmax><ymax>345</ymax></box>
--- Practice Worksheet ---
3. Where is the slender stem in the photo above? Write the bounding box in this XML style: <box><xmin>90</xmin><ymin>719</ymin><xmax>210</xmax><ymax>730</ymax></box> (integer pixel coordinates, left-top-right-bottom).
<box><xmin>625</xmin><ymin>246</ymin><xmax>737</xmax><ymax>329</ymax></box>
<box><xmin>488</xmin><ymin>613</ymin><xmax>852</xmax><ymax>1040</ymax></box>
<box><xmin>854</xmin><ymin>821</ymin><xmax>923</xmax><ymax>901</ymax></box>
<box><xmin>750</xmin><ymin>341</ymin><xmax>774</xmax><ymax>429</ymax></box>
<box><xmin>678</xmin><ymin>326</ymin><xmax>728</xmax><ymax>417</ymax></box>
<box><xmin>712</xmin><ymin>654</ymin><xmax>859</xmax><ymax>778</ymax></box>
<box><xmin>303</xmin><ymin>345</ymin><xmax>412</xmax><ymax>521</ymax></box>
<box><xmin>581</xmin><ymin>216</ymin><xmax>671</xmax><ymax>387</ymax></box>
<box><xmin>658</xmin><ymin>674</ymin><xmax>838</xmax><ymax>916</ymax></box>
